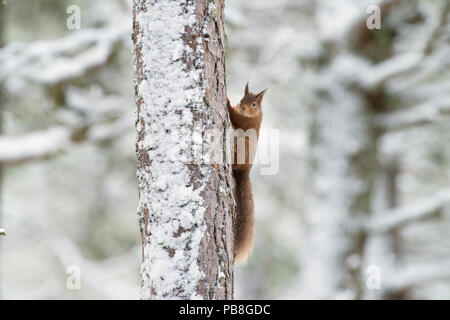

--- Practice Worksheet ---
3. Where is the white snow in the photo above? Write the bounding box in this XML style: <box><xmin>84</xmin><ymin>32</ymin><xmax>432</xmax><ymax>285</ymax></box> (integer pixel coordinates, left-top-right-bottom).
<box><xmin>376</xmin><ymin>95</ymin><xmax>450</xmax><ymax>131</ymax></box>
<box><xmin>0</xmin><ymin>127</ymin><xmax>71</xmax><ymax>164</ymax></box>
<box><xmin>0</xmin><ymin>27</ymin><xmax>128</xmax><ymax>91</ymax></box>
<box><xmin>367</xmin><ymin>189</ymin><xmax>450</xmax><ymax>233</ymax></box>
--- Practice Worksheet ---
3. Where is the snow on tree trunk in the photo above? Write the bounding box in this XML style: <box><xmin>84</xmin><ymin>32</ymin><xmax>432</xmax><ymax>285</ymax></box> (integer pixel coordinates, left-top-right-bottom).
<box><xmin>132</xmin><ymin>0</ymin><xmax>234</xmax><ymax>299</ymax></box>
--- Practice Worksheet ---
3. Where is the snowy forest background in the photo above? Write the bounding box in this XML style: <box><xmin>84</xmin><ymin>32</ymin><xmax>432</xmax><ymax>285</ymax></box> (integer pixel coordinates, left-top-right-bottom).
<box><xmin>1</xmin><ymin>0</ymin><xmax>450</xmax><ymax>299</ymax></box>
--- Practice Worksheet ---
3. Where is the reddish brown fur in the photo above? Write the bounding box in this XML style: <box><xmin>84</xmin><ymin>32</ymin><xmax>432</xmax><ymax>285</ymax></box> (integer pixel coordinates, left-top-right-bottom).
<box><xmin>227</xmin><ymin>83</ymin><xmax>266</xmax><ymax>263</ymax></box>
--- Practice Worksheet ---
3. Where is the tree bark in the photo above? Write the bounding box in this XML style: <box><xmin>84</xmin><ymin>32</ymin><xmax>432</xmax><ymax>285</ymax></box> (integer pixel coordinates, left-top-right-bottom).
<box><xmin>132</xmin><ymin>0</ymin><xmax>234</xmax><ymax>299</ymax></box>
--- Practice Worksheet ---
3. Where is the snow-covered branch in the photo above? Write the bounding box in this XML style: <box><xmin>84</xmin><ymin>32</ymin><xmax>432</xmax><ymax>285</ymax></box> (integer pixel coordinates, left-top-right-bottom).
<box><xmin>366</xmin><ymin>190</ymin><xmax>450</xmax><ymax>233</ymax></box>
<box><xmin>87</xmin><ymin>114</ymin><xmax>132</xmax><ymax>142</ymax></box>
<box><xmin>65</xmin><ymin>86</ymin><xmax>128</xmax><ymax>120</ymax></box>
<box><xmin>0</xmin><ymin>88</ymin><xmax>132</xmax><ymax>165</ymax></box>
<box><xmin>386</xmin><ymin>259</ymin><xmax>450</xmax><ymax>293</ymax></box>
<box><xmin>0</xmin><ymin>127</ymin><xmax>72</xmax><ymax>165</ymax></box>
<box><xmin>388</xmin><ymin>47</ymin><xmax>450</xmax><ymax>95</ymax></box>
<box><xmin>0</xmin><ymin>27</ymin><xmax>128</xmax><ymax>89</ymax></box>
<box><xmin>62</xmin><ymin>86</ymin><xmax>133</xmax><ymax>142</ymax></box>
<box><xmin>423</xmin><ymin>1</ymin><xmax>449</xmax><ymax>54</ymax></box>
<box><xmin>359</xmin><ymin>1</ymin><xmax>448</xmax><ymax>91</ymax></box>
<box><xmin>376</xmin><ymin>95</ymin><xmax>450</xmax><ymax>131</ymax></box>
<box><xmin>361</xmin><ymin>52</ymin><xmax>423</xmax><ymax>89</ymax></box>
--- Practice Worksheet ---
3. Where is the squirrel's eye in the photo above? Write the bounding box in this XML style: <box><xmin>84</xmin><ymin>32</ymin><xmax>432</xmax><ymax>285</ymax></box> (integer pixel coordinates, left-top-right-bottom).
<box><xmin>252</xmin><ymin>103</ymin><xmax>257</xmax><ymax>107</ymax></box>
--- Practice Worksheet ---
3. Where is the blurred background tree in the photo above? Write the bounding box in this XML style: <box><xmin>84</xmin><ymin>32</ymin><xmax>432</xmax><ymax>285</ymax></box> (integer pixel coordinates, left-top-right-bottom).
<box><xmin>0</xmin><ymin>0</ymin><xmax>139</xmax><ymax>299</ymax></box>
<box><xmin>0</xmin><ymin>0</ymin><xmax>449</xmax><ymax>299</ymax></box>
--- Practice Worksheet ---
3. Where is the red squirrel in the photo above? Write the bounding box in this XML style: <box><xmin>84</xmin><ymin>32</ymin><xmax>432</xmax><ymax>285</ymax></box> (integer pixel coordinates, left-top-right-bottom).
<box><xmin>227</xmin><ymin>83</ymin><xmax>267</xmax><ymax>263</ymax></box>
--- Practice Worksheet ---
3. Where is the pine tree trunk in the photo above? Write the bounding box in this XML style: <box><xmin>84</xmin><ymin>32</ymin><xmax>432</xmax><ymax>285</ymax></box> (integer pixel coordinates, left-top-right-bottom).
<box><xmin>132</xmin><ymin>0</ymin><xmax>234</xmax><ymax>299</ymax></box>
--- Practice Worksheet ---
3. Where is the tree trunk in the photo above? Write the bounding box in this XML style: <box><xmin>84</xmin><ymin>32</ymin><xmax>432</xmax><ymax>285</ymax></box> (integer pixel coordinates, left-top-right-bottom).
<box><xmin>132</xmin><ymin>0</ymin><xmax>234</xmax><ymax>299</ymax></box>
<box><xmin>295</xmin><ymin>2</ymin><xmax>402</xmax><ymax>299</ymax></box>
<box><xmin>297</xmin><ymin>82</ymin><xmax>379</xmax><ymax>299</ymax></box>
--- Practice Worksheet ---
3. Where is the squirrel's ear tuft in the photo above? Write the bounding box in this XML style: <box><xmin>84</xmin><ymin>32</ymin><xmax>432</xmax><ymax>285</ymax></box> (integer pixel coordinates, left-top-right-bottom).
<box><xmin>244</xmin><ymin>82</ymin><xmax>249</xmax><ymax>95</ymax></box>
<box><xmin>257</xmin><ymin>88</ymin><xmax>268</xmax><ymax>97</ymax></box>
<box><xmin>256</xmin><ymin>88</ymin><xmax>268</xmax><ymax>103</ymax></box>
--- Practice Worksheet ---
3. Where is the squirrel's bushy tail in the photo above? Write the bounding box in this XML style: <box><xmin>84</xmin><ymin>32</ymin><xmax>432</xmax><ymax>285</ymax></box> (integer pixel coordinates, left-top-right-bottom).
<box><xmin>233</xmin><ymin>169</ymin><xmax>255</xmax><ymax>264</ymax></box>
